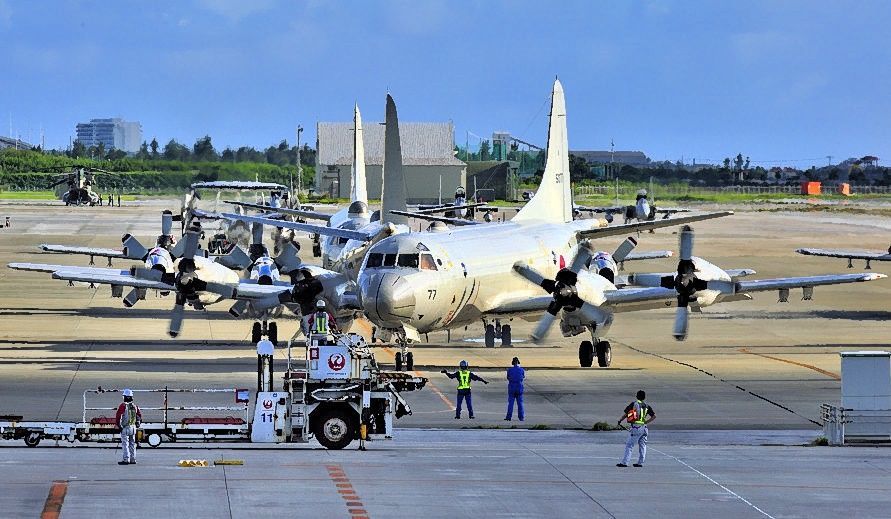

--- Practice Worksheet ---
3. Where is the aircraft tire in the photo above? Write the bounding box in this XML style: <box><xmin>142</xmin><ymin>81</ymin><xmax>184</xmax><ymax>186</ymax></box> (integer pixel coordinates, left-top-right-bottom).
<box><xmin>596</xmin><ymin>341</ymin><xmax>612</xmax><ymax>368</ymax></box>
<box><xmin>579</xmin><ymin>341</ymin><xmax>594</xmax><ymax>367</ymax></box>
<box><xmin>268</xmin><ymin>322</ymin><xmax>278</xmax><ymax>346</ymax></box>
<box><xmin>395</xmin><ymin>352</ymin><xmax>403</xmax><ymax>371</ymax></box>
<box><xmin>406</xmin><ymin>352</ymin><xmax>414</xmax><ymax>371</ymax></box>
<box><xmin>251</xmin><ymin>322</ymin><xmax>262</xmax><ymax>345</ymax></box>
<box><xmin>501</xmin><ymin>325</ymin><xmax>512</xmax><ymax>347</ymax></box>
<box><xmin>485</xmin><ymin>325</ymin><xmax>496</xmax><ymax>348</ymax></box>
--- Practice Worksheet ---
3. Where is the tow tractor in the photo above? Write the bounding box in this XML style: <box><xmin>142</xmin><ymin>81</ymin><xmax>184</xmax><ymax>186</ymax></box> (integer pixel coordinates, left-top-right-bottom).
<box><xmin>0</xmin><ymin>333</ymin><xmax>426</xmax><ymax>450</ymax></box>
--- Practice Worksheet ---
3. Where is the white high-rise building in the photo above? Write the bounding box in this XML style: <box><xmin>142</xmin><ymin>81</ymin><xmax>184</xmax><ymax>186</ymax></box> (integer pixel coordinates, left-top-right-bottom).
<box><xmin>75</xmin><ymin>118</ymin><xmax>142</xmax><ymax>153</ymax></box>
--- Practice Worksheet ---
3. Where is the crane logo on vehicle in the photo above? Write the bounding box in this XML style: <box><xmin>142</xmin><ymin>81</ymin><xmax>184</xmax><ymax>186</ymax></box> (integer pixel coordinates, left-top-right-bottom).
<box><xmin>262</xmin><ymin>399</ymin><xmax>273</xmax><ymax>410</ymax></box>
<box><xmin>328</xmin><ymin>353</ymin><xmax>346</xmax><ymax>371</ymax></box>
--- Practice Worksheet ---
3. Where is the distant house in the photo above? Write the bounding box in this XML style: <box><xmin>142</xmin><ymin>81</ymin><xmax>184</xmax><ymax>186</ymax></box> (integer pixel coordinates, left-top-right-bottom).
<box><xmin>316</xmin><ymin>121</ymin><xmax>466</xmax><ymax>203</ymax></box>
<box><xmin>0</xmin><ymin>136</ymin><xmax>34</xmax><ymax>150</ymax></box>
<box><xmin>571</xmin><ymin>150</ymin><xmax>650</xmax><ymax>167</ymax></box>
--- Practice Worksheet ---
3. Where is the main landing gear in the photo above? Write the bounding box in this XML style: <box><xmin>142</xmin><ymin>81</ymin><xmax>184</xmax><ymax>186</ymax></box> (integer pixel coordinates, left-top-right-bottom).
<box><xmin>483</xmin><ymin>319</ymin><xmax>512</xmax><ymax>348</ymax></box>
<box><xmin>579</xmin><ymin>339</ymin><xmax>611</xmax><ymax>368</ymax></box>
<box><xmin>251</xmin><ymin>320</ymin><xmax>279</xmax><ymax>346</ymax></box>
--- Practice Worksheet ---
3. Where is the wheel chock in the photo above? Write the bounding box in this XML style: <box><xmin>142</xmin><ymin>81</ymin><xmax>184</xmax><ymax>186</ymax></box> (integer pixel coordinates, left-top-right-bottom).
<box><xmin>177</xmin><ymin>459</ymin><xmax>208</xmax><ymax>467</ymax></box>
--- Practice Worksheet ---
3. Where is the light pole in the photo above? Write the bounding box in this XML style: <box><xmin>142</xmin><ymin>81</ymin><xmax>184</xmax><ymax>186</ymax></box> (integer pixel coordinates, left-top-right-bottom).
<box><xmin>294</xmin><ymin>125</ymin><xmax>303</xmax><ymax>204</ymax></box>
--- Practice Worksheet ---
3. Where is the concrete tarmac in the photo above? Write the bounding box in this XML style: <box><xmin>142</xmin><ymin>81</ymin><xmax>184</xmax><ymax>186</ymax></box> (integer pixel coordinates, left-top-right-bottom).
<box><xmin>2</xmin><ymin>430</ymin><xmax>890</xmax><ymax>518</ymax></box>
<box><xmin>1</xmin><ymin>199</ymin><xmax>890</xmax><ymax>517</ymax></box>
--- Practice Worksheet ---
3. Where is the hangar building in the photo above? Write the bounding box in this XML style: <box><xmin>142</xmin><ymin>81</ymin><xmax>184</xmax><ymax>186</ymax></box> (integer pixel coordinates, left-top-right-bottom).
<box><xmin>316</xmin><ymin>121</ymin><xmax>466</xmax><ymax>203</ymax></box>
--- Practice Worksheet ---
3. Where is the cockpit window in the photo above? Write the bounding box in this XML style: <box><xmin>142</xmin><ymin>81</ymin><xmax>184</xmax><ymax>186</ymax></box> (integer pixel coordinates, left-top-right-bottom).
<box><xmin>338</xmin><ymin>237</ymin><xmax>349</xmax><ymax>245</ymax></box>
<box><xmin>366</xmin><ymin>253</ymin><xmax>383</xmax><ymax>268</ymax></box>
<box><xmin>383</xmin><ymin>253</ymin><xmax>397</xmax><ymax>267</ymax></box>
<box><xmin>397</xmin><ymin>254</ymin><xmax>419</xmax><ymax>268</ymax></box>
<box><xmin>420</xmin><ymin>253</ymin><xmax>437</xmax><ymax>271</ymax></box>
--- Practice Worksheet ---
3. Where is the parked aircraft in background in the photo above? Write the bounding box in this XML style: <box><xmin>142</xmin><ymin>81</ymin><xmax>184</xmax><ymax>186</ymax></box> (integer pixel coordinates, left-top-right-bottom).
<box><xmin>796</xmin><ymin>246</ymin><xmax>891</xmax><ymax>269</ymax></box>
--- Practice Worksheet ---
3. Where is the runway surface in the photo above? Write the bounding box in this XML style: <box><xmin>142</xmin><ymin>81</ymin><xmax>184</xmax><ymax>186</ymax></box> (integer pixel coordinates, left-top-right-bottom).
<box><xmin>1</xmin><ymin>199</ymin><xmax>889</xmax><ymax>517</ymax></box>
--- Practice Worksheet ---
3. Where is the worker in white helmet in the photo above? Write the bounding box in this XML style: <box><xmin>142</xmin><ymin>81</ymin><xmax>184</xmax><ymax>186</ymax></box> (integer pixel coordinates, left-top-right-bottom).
<box><xmin>115</xmin><ymin>389</ymin><xmax>142</xmax><ymax>465</ymax></box>
<box><xmin>304</xmin><ymin>299</ymin><xmax>338</xmax><ymax>344</ymax></box>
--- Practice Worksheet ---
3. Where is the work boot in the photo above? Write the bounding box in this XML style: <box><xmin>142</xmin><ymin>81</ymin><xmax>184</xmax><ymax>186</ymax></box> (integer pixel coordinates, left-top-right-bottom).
<box><xmin>129</xmin><ymin>460</ymin><xmax>137</xmax><ymax>465</ymax></box>
<box><xmin>118</xmin><ymin>461</ymin><xmax>129</xmax><ymax>465</ymax></box>
<box><xmin>454</xmin><ymin>415</ymin><xmax>460</xmax><ymax>419</ymax></box>
<box><xmin>504</xmin><ymin>418</ymin><xmax>511</xmax><ymax>421</ymax></box>
<box><xmin>616</xmin><ymin>463</ymin><xmax>627</xmax><ymax>467</ymax></box>
<box><xmin>469</xmin><ymin>416</ymin><xmax>475</xmax><ymax>419</ymax></box>
<box><xmin>633</xmin><ymin>463</ymin><xmax>643</xmax><ymax>467</ymax></box>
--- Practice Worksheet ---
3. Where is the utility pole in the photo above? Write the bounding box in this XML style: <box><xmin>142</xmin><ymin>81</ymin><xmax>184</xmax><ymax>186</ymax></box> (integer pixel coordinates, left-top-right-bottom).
<box><xmin>826</xmin><ymin>155</ymin><xmax>833</xmax><ymax>166</ymax></box>
<box><xmin>295</xmin><ymin>125</ymin><xmax>303</xmax><ymax>204</ymax></box>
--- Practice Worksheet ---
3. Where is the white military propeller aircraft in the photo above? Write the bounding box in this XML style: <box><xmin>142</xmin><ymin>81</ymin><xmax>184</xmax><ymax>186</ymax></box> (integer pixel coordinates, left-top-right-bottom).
<box><xmin>354</xmin><ymin>79</ymin><xmax>885</xmax><ymax>370</ymax></box>
<box><xmin>577</xmin><ymin>188</ymin><xmax>689</xmax><ymax>224</ymax></box>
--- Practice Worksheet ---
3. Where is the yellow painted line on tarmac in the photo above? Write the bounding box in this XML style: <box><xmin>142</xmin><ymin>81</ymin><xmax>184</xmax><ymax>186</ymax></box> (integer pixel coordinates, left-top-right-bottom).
<box><xmin>739</xmin><ymin>348</ymin><xmax>840</xmax><ymax>380</ymax></box>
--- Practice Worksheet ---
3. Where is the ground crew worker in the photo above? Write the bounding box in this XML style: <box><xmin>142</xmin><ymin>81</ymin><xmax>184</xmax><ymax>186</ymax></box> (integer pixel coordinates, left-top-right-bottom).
<box><xmin>616</xmin><ymin>390</ymin><xmax>655</xmax><ymax>468</ymax></box>
<box><xmin>441</xmin><ymin>360</ymin><xmax>488</xmax><ymax>419</ymax></box>
<box><xmin>504</xmin><ymin>356</ymin><xmax>525</xmax><ymax>421</ymax></box>
<box><xmin>305</xmin><ymin>299</ymin><xmax>338</xmax><ymax>343</ymax></box>
<box><xmin>115</xmin><ymin>389</ymin><xmax>142</xmax><ymax>465</ymax></box>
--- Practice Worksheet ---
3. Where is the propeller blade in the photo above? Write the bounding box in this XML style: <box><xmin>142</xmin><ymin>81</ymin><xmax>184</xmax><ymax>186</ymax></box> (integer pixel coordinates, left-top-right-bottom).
<box><xmin>531</xmin><ymin>311</ymin><xmax>558</xmax><ymax>343</ymax></box>
<box><xmin>673</xmin><ymin>304</ymin><xmax>689</xmax><ymax>341</ymax></box>
<box><xmin>228</xmin><ymin>300</ymin><xmax>249</xmax><ymax>318</ymax></box>
<box><xmin>512</xmin><ymin>262</ymin><xmax>554</xmax><ymax>293</ymax></box>
<box><xmin>611</xmin><ymin>237</ymin><xmax>638</xmax><ymax>263</ymax></box>
<box><xmin>169</xmin><ymin>294</ymin><xmax>186</xmax><ymax>338</ymax></box>
<box><xmin>569</xmin><ymin>242</ymin><xmax>594</xmax><ymax>273</ymax></box>
<box><xmin>161</xmin><ymin>211</ymin><xmax>173</xmax><ymax>236</ymax></box>
<box><xmin>182</xmin><ymin>226</ymin><xmax>200</xmax><ymax>261</ymax></box>
<box><xmin>123</xmin><ymin>288</ymin><xmax>144</xmax><ymax>308</ymax></box>
<box><xmin>678</xmin><ymin>225</ymin><xmax>694</xmax><ymax>261</ymax></box>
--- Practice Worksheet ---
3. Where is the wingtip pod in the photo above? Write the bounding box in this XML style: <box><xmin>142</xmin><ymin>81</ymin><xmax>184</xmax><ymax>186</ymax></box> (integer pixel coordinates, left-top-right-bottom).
<box><xmin>863</xmin><ymin>273</ymin><xmax>888</xmax><ymax>281</ymax></box>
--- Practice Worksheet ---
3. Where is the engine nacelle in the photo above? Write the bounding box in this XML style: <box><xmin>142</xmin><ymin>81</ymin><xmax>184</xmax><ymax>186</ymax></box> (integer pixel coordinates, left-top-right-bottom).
<box><xmin>689</xmin><ymin>257</ymin><xmax>734</xmax><ymax>307</ymax></box>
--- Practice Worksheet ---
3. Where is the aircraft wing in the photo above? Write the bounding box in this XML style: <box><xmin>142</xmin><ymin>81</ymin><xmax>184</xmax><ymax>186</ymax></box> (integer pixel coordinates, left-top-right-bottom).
<box><xmin>410</xmin><ymin>202</ymin><xmax>488</xmax><ymax>215</ymax></box>
<box><xmin>388</xmin><ymin>210</ymin><xmax>481</xmax><ymax>226</ymax></box>
<box><xmin>483</xmin><ymin>295</ymin><xmax>555</xmax><ymax>319</ymax></box>
<box><xmin>191</xmin><ymin>181</ymin><xmax>287</xmax><ymax>191</ymax></box>
<box><xmin>220</xmin><ymin>212</ymin><xmax>376</xmax><ymax>241</ymax></box>
<box><xmin>623</xmin><ymin>251</ymin><xmax>673</xmax><ymax>261</ymax></box>
<box><xmin>9</xmin><ymin>263</ymin><xmax>126</xmax><ymax>275</ymax></box>
<box><xmin>39</xmin><ymin>244</ymin><xmax>128</xmax><ymax>259</ymax></box>
<box><xmin>655</xmin><ymin>208</ymin><xmax>690</xmax><ymax>214</ymax></box>
<box><xmin>576</xmin><ymin>211</ymin><xmax>733</xmax><ymax>240</ymax></box>
<box><xmin>229</xmin><ymin>283</ymin><xmax>292</xmax><ymax>300</ymax></box>
<box><xmin>736</xmin><ymin>273</ymin><xmax>886</xmax><ymax>293</ymax></box>
<box><xmin>225</xmin><ymin>200</ymin><xmax>333</xmax><ymax>222</ymax></box>
<box><xmin>575</xmin><ymin>205</ymin><xmax>624</xmax><ymax>214</ymax></box>
<box><xmin>796</xmin><ymin>248</ymin><xmax>891</xmax><ymax>262</ymax></box>
<box><xmin>50</xmin><ymin>269</ymin><xmax>175</xmax><ymax>290</ymax></box>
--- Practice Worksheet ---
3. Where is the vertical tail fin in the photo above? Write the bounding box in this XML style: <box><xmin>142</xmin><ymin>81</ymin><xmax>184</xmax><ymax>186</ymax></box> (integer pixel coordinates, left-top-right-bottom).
<box><xmin>513</xmin><ymin>79</ymin><xmax>572</xmax><ymax>224</ymax></box>
<box><xmin>381</xmin><ymin>94</ymin><xmax>408</xmax><ymax>225</ymax></box>
<box><xmin>351</xmin><ymin>103</ymin><xmax>368</xmax><ymax>204</ymax></box>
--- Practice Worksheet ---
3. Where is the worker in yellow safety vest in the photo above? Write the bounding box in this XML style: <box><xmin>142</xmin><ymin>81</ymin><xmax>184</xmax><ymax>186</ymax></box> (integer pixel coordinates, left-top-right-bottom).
<box><xmin>441</xmin><ymin>360</ymin><xmax>489</xmax><ymax>419</ymax></box>
<box><xmin>616</xmin><ymin>390</ymin><xmax>656</xmax><ymax>468</ymax></box>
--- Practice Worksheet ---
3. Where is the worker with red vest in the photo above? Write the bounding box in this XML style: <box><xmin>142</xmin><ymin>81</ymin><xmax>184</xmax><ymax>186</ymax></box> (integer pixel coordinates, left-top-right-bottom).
<box><xmin>616</xmin><ymin>390</ymin><xmax>655</xmax><ymax>468</ymax></box>
<box><xmin>115</xmin><ymin>389</ymin><xmax>142</xmax><ymax>465</ymax></box>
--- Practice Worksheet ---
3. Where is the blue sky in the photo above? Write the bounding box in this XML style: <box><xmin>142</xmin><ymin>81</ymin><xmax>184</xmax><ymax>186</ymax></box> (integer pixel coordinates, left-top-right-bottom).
<box><xmin>1</xmin><ymin>1</ymin><xmax>889</xmax><ymax>167</ymax></box>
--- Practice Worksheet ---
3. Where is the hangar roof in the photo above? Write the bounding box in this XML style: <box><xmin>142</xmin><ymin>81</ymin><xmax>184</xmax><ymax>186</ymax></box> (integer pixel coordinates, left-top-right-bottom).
<box><xmin>317</xmin><ymin>121</ymin><xmax>465</xmax><ymax>167</ymax></box>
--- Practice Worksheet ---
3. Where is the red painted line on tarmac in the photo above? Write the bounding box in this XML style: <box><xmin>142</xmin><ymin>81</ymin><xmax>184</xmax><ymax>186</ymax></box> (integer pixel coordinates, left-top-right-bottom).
<box><xmin>739</xmin><ymin>348</ymin><xmax>841</xmax><ymax>380</ymax></box>
<box><xmin>40</xmin><ymin>480</ymin><xmax>68</xmax><ymax>519</ymax></box>
<box><xmin>326</xmin><ymin>464</ymin><xmax>370</xmax><ymax>518</ymax></box>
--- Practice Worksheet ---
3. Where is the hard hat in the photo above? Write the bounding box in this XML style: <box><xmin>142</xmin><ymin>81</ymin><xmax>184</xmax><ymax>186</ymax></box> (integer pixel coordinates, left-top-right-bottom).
<box><xmin>316</xmin><ymin>300</ymin><xmax>326</xmax><ymax>309</ymax></box>
<box><xmin>122</xmin><ymin>389</ymin><xmax>133</xmax><ymax>397</ymax></box>
<box><xmin>459</xmin><ymin>360</ymin><xmax>468</xmax><ymax>369</ymax></box>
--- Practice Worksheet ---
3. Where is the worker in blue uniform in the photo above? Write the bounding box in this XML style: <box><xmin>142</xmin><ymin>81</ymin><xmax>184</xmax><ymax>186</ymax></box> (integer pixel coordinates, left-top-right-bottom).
<box><xmin>441</xmin><ymin>360</ymin><xmax>488</xmax><ymax>419</ymax></box>
<box><xmin>504</xmin><ymin>356</ymin><xmax>525</xmax><ymax>421</ymax></box>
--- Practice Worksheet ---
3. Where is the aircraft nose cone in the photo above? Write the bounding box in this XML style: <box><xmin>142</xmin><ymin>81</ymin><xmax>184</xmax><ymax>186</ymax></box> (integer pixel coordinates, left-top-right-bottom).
<box><xmin>361</xmin><ymin>273</ymin><xmax>415</xmax><ymax>326</ymax></box>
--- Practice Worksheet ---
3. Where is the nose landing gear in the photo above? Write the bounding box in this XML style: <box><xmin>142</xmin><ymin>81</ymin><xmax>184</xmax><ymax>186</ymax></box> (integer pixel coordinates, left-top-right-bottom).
<box><xmin>579</xmin><ymin>338</ymin><xmax>611</xmax><ymax>368</ymax></box>
<box><xmin>483</xmin><ymin>319</ymin><xmax>512</xmax><ymax>348</ymax></box>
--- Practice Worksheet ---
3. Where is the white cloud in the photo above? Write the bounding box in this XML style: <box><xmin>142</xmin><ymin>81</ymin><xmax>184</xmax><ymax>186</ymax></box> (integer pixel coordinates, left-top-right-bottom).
<box><xmin>194</xmin><ymin>0</ymin><xmax>276</xmax><ymax>22</ymax></box>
